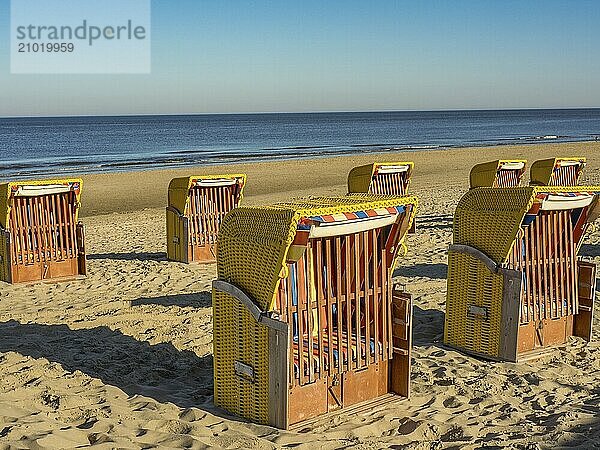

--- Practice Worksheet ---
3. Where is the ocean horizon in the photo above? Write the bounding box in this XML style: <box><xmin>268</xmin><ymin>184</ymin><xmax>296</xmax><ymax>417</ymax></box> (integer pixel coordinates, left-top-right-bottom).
<box><xmin>1</xmin><ymin>108</ymin><xmax>599</xmax><ymax>180</ymax></box>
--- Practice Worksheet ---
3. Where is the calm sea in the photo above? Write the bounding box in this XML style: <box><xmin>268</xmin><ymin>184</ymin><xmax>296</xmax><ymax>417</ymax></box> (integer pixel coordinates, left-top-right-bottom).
<box><xmin>0</xmin><ymin>109</ymin><xmax>599</xmax><ymax>179</ymax></box>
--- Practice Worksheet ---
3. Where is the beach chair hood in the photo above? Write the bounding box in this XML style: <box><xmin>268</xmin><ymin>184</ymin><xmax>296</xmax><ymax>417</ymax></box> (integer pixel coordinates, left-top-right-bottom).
<box><xmin>469</xmin><ymin>160</ymin><xmax>527</xmax><ymax>189</ymax></box>
<box><xmin>347</xmin><ymin>162</ymin><xmax>414</xmax><ymax>193</ymax></box>
<box><xmin>217</xmin><ymin>194</ymin><xmax>418</xmax><ymax>312</ymax></box>
<box><xmin>453</xmin><ymin>185</ymin><xmax>600</xmax><ymax>265</ymax></box>
<box><xmin>167</xmin><ymin>174</ymin><xmax>246</xmax><ymax>215</ymax></box>
<box><xmin>529</xmin><ymin>157</ymin><xmax>586</xmax><ymax>186</ymax></box>
<box><xmin>0</xmin><ymin>179</ymin><xmax>83</xmax><ymax>230</ymax></box>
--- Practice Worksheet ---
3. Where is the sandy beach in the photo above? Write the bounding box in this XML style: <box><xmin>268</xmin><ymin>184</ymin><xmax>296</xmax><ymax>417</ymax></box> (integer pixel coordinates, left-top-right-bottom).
<box><xmin>1</xmin><ymin>140</ymin><xmax>599</xmax><ymax>449</ymax></box>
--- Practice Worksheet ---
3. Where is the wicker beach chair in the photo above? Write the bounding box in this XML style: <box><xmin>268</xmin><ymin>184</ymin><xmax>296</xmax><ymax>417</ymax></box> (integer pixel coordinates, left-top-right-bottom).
<box><xmin>444</xmin><ymin>184</ymin><xmax>599</xmax><ymax>362</ymax></box>
<box><xmin>0</xmin><ymin>179</ymin><xmax>86</xmax><ymax>283</ymax></box>
<box><xmin>348</xmin><ymin>162</ymin><xmax>414</xmax><ymax>196</ymax></box>
<box><xmin>166</xmin><ymin>174</ymin><xmax>246</xmax><ymax>263</ymax></box>
<box><xmin>212</xmin><ymin>194</ymin><xmax>418</xmax><ymax>428</ymax></box>
<box><xmin>348</xmin><ymin>162</ymin><xmax>416</xmax><ymax>236</ymax></box>
<box><xmin>469</xmin><ymin>160</ymin><xmax>527</xmax><ymax>188</ymax></box>
<box><xmin>530</xmin><ymin>157</ymin><xmax>586</xmax><ymax>186</ymax></box>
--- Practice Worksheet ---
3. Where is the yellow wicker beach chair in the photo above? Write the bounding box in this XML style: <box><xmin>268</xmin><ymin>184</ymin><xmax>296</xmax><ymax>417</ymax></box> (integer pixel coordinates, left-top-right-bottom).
<box><xmin>348</xmin><ymin>162</ymin><xmax>414</xmax><ymax>196</ymax></box>
<box><xmin>530</xmin><ymin>157</ymin><xmax>586</xmax><ymax>186</ymax></box>
<box><xmin>348</xmin><ymin>162</ymin><xmax>416</xmax><ymax>235</ymax></box>
<box><xmin>166</xmin><ymin>174</ymin><xmax>246</xmax><ymax>263</ymax></box>
<box><xmin>470</xmin><ymin>160</ymin><xmax>527</xmax><ymax>188</ymax></box>
<box><xmin>212</xmin><ymin>194</ymin><xmax>418</xmax><ymax>428</ymax></box>
<box><xmin>444</xmin><ymin>184</ymin><xmax>600</xmax><ymax>362</ymax></box>
<box><xmin>0</xmin><ymin>179</ymin><xmax>85</xmax><ymax>283</ymax></box>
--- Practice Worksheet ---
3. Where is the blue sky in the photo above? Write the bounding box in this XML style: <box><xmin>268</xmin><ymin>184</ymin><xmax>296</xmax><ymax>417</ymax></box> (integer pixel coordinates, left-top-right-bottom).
<box><xmin>1</xmin><ymin>0</ymin><xmax>599</xmax><ymax>116</ymax></box>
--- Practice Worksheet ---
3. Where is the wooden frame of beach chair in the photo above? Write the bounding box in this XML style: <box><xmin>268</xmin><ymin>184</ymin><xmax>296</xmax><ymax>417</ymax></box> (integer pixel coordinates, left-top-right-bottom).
<box><xmin>444</xmin><ymin>185</ymin><xmax>599</xmax><ymax>362</ymax></box>
<box><xmin>166</xmin><ymin>174</ymin><xmax>246</xmax><ymax>263</ymax></box>
<box><xmin>0</xmin><ymin>179</ymin><xmax>86</xmax><ymax>284</ymax></box>
<box><xmin>469</xmin><ymin>160</ymin><xmax>527</xmax><ymax>188</ymax></box>
<box><xmin>212</xmin><ymin>194</ymin><xmax>418</xmax><ymax>428</ymax></box>
<box><xmin>530</xmin><ymin>157</ymin><xmax>586</xmax><ymax>186</ymax></box>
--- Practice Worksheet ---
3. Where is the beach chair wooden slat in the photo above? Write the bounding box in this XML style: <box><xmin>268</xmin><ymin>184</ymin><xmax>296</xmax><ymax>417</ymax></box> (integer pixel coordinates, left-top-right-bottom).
<box><xmin>569</xmin><ymin>213</ymin><xmax>578</xmax><ymax>315</ymax></box>
<box><xmin>529</xmin><ymin>223</ymin><xmax>537</xmax><ymax>322</ymax></box>
<box><xmin>534</xmin><ymin>217</ymin><xmax>543</xmax><ymax>321</ymax></box>
<box><xmin>380</xmin><ymin>233</ymin><xmax>389</xmax><ymax>360</ymax></box>
<box><xmin>40</xmin><ymin>196</ymin><xmax>48</xmax><ymax>260</ymax></box>
<box><xmin>199</xmin><ymin>188</ymin><xmax>207</xmax><ymax>246</ymax></box>
<box><xmin>305</xmin><ymin>252</ymin><xmax>315</xmax><ymax>383</ymax></box>
<box><xmin>549</xmin><ymin>213</ymin><xmax>556</xmax><ymax>318</ymax></box>
<box><xmin>335</xmin><ymin>236</ymin><xmax>343</xmax><ymax>375</ymax></box>
<box><xmin>60</xmin><ymin>193</ymin><xmax>70</xmax><ymax>258</ymax></box>
<box><xmin>550</xmin><ymin>213</ymin><xmax>556</xmax><ymax>318</ymax></box>
<box><xmin>33</xmin><ymin>197</ymin><xmax>43</xmax><ymax>261</ymax></box>
<box><xmin>297</xmin><ymin>259</ymin><xmax>307</xmax><ymax>386</ymax></box>
<box><xmin>50</xmin><ymin>195</ymin><xmax>59</xmax><ymax>259</ymax></box>
<box><xmin>38</xmin><ymin>197</ymin><xmax>47</xmax><ymax>261</ymax></box>
<box><xmin>344</xmin><ymin>238</ymin><xmax>353</xmax><ymax>372</ymax></box>
<box><xmin>560</xmin><ymin>211</ymin><xmax>567</xmax><ymax>317</ymax></box>
<box><xmin>325</xmin><ymin>238</ymin><xmax>335</xmax><ymax>377</ymax></box>
<box><xmin>190</xmin><ymin>188</ymin><xmax>198</xmax><ymax>248</ymax></box>
<box><xmin>542</xmin><ymin>215</ymin><xmax>549</xmax><ymax>319</ymax></box>
<box><xmin>30</xmin><ymin>198</ymin><xmax>42</xmax><ymax>263</ymax></box>
<box><xmin>9</xmin><ymin>198</ymin><xmax>21</xmax><ymax>265</ymax></box>
<box><xmin>16</xmin><ymin>197</ymin><xmax>28</xmax><ymax>264</ymax></box>
<box><xmin>372</xmin><ymin>228</ymin><xmax>380</xmax><ymax>364</ymax></box>
<box><xmin>363</xmin><ymin>230</ymin><xmax>372</xmax><ymax>366</ymax></box>
<box><xmin>205</xmin><ymin>188</ymin><xmax>213</xmax><ymax>245</ymax></box>
<box><xmin>50</xmin><ymin>194</ymin><xmax>58</xmax><ymax>259</ymax></box>
<box><xmin>286</xmin><ymin>271</ymin><xmax>295</xmax><ymax>386</ymax></box>
<box><xmin>68</xmin><ymin>193</ymin><xmax>77</xmax><ymax>259</ymax></box>
<box><xmin>315</xmin><ymin>241</ymin><xmax>326</xmax><ymax>379</ymax></box>
<box><xmin>353</xmin><ymin>234</ymin><xmax>362</xmax><ymax>369</ymax></box>
<box><xmin>48</xmin><ymin>195</ymin><xmax>56</xmax><ymax>259</ymax></box>
<box><xmin>43</xmin><ymin>195</ymin><xmax>54</xmax><ymax>261</ymax></box>
<box><xmin>561</xmin><ymin>214</ymin><xmax>573</xmax><ymax>317</ymax></box>
<box><xmin>61</xmin><ymin>193</ymin><xmax>69</xmax><ymax>258</ymax></box>
<box><xmin>211</xmin><ymin>187</ymin><xmax>219</xmax><ymax>244</ymax></box>
<box><xmin>386</xmin><ymin>259</ymin><xmax>394</xmax><ymax>360</ymax></box>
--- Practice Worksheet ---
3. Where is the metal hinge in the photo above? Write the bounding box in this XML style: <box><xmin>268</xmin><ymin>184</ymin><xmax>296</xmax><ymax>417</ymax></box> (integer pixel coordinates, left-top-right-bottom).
<box><xmin>468</xmin><ymin>305</ymin><xmax>488</xmax><ymax>320</ymax></box>
<box><xmin>234</xmin><ymin>361</ymin><xmax>255</xmax><ymax>383</ymax></box>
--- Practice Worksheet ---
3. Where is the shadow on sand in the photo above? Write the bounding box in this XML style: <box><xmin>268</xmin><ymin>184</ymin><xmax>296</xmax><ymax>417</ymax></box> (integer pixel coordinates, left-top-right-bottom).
<box><xmin>415</xmin><ymin>213</ymin><xmax>453</xmax><ymax>231</ymax></box>
<box><xmin>412</xmin><ymin>305</ymin><xmax>445</xmax><ymax>347</ymax></box>
<box><xmin>395</xmin><ymin>263</ymin><xmax>448</xmax><ymax>280</ymax></box>
<box><xmin>0</xmin><ymin>320</ymin><xmax>214</xmax><ymax>410</ymax></box>
<box><xmin>580</xmin><ymin>243</ymin><xmax>600</xmax><ymax>258</ymax></box>
<box><xmin>130</xmin><ymin>291</ymin><xmax>212</xmax><ymax>308</ymax></box>
<box><xmin>87</xmin><ymin>252</ymin><xmax>167</xmax><ymax>262</ymax></box>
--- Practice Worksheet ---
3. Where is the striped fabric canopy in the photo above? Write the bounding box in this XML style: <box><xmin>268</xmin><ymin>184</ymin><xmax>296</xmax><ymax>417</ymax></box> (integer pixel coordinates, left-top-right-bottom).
<box><xmin>522</xmin><ymin>191</ymin><xmax>600</xmax><ymax>244</ymax></box>
<box><xmin>9</xmin><ymin>180</ymin><xmax>80</xmax><ymax>195</ymax></box>
<box><xmin>289</xmin><ymin>205</ymin><xmax>407</xmax><ymax>261</ymax></box>
<box><xmin>298</xmin><ymin>205</ymin><xmax>407</xmax><ymax>229</ymax></box>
